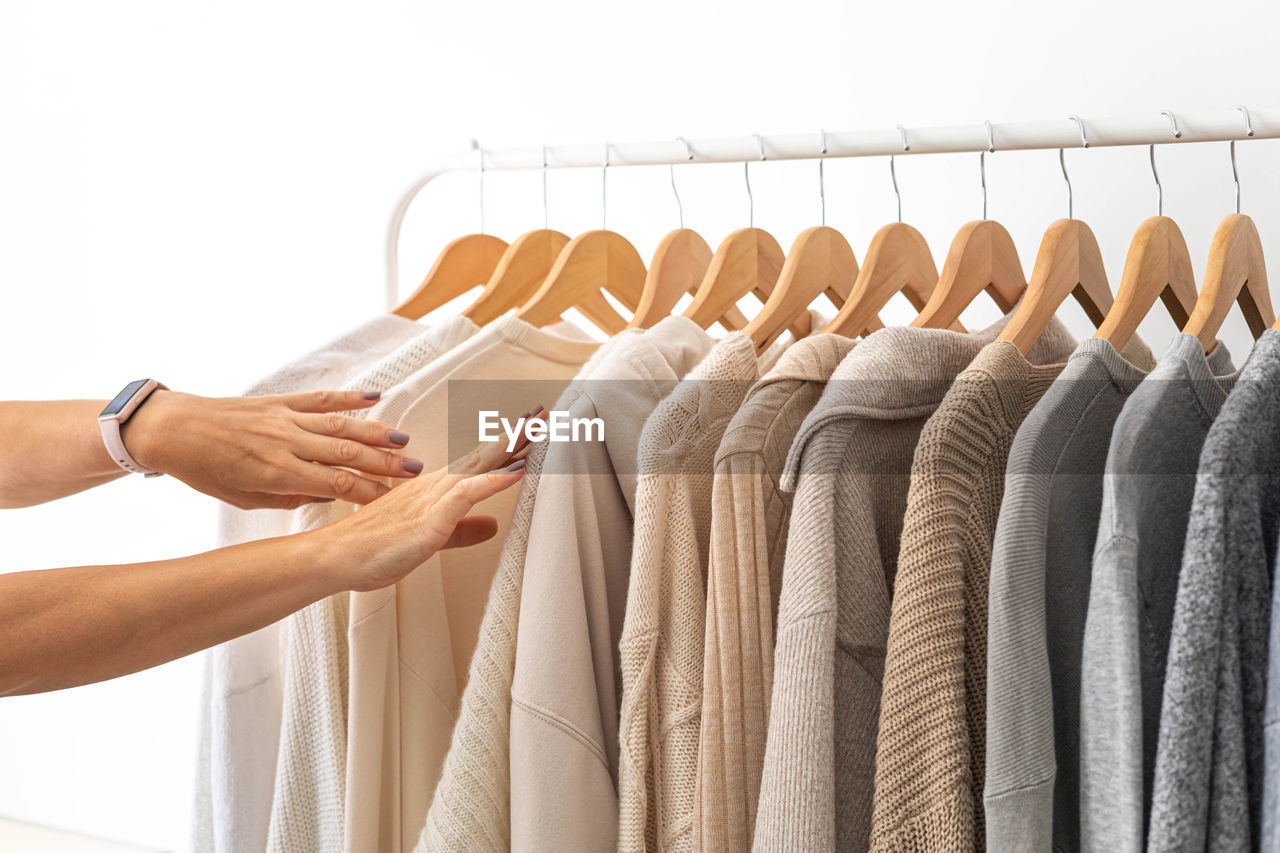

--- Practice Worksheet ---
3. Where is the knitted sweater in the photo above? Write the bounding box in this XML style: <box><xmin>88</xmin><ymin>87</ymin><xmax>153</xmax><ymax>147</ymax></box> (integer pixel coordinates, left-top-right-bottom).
<box><xmin>870</xmin><ymin>325</ymin><xmax>1076</xmax><ymax>852</ymax></box>
<box><xmin>982</xmin><ymin>335</ymin><xmax>1155</xmax><ymax>853</ymax></box>
<box><xmin>1077</xmin><ymin>334</ymin><xmax>1238</xmax><ymax>853</ymax></box>
<box><xmin>193</xmin><ymin>313</ymin><xmax>423</xmax><ymax>853</ymax></box>
<box><xmin>696</xmin><ymin>333</ymin><xmax>855</xmax><ymax>853</ymax></box>
<box><xmin>1263</xmin><ymin>530</ymin><xmax>1280</xmax><ymax>853</ymax></box>
<box><xmin>1149</xmin><ymin>329</ymin><xmax>1280</xmax><ymax>852</ymax></box>
<box><xmin>343</xmin><ymin>315</ymin><xmax>598</xmax><ymax>853</ymax></box>
<box><xmin>617</xmin><ymin>333</ymin><xmax>779</xmax><ymax>853</ymax></box>
<box><xmin>416</xmin><ymin>318</ymin><xmax>712</xmax><ymax>853</ymax></box>
<box><xmin>265</xmin><ymin>315</ymin><xmax>478</xmax><ymax>853</ymax></box>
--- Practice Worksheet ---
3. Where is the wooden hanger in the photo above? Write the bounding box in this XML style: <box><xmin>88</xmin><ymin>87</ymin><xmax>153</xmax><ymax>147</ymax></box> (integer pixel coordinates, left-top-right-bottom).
<box><xmin>462</xmin><ymin>229</ymin><xmax>570</xmax><ymax>325</ymax></box>
<box><xmin>1181</xmin><ymin>213</ymin><xmax>1274</xmax><ymax>348</ymax></box>
<box><xmin>683</xmin><ymin>227</ymin><xmax>790</xmax><ymax>334</ymax></box>
<box><xmin>514</xmin><ymin>230</ymin><xmax>647</xmax><ymax>335</ymax></box>
<box><xmin>743</xmin><ymin>226</ymin><xmax>857</xmax><ymax>349</ymax></box>
<box><xmin>909</xmin><ymin>220</ymin><xmax>1027</xmax><ymax>329</ymax></box>
<box><xmin>391</xmin><ymin>234</ymin><xmax>508</xmax><ymax>319</ymax></box>
<box><xmin>627</xmin><ymin>229</ymin><xmax>713</xmax><ymax>329</ymax></box>
<box><xmin>822</xmin><ymin>222</ymin><xmax>940</xmax><ymax>337</ymax></box>
<box><xmin>997</xmin><ymin>219</ymin><xmax>1113</xmax><ymax>354</ymax></box>
<box><xmin>1093</xmin><ymin>216</ymin><xmax>1199</xmax><ymax>352</ymax></box>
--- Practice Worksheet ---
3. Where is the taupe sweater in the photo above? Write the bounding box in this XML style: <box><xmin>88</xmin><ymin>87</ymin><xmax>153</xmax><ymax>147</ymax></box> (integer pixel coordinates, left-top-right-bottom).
<box><xmin>870</xmin><ymin>326</ymin><xmax>1076</xmax><ymax>852</ymax></box>
<box><xmin>696</xmin><ymin>333</ymin><xmax>855</xmax><ymax>853</ymax></box>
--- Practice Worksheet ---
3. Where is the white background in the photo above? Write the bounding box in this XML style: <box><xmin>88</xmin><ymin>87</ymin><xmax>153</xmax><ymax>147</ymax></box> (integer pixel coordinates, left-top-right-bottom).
<box><xmin>2</xmin><ymin>1</ymin><xmax>1279</xmax><ymax>849</ymax></box>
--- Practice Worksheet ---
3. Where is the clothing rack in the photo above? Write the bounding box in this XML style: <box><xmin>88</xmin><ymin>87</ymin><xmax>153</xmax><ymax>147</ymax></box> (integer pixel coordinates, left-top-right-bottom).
<box><xmin>386</xmin><ymin>106</ymin><xmax>1280</xmax><ymax>308</ymax></box>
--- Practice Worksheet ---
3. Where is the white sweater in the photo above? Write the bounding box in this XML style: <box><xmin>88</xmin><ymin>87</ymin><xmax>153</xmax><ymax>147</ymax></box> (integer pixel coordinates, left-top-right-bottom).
<box><xmin>192</xmin><ymin>314</ymin><xmax>423</xmax><ymax>853</ymax></box>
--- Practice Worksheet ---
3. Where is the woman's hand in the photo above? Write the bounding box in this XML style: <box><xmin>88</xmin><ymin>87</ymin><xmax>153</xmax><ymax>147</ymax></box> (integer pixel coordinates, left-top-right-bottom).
<box><xmin>121</xmin><ymin>389</ymin><xmax>424</xmax><ymax>509</ymax></box>
<box><xmin>317</xmin><ymin>406</ymin><xmax>543</xmax><ymax>592</ymax></box>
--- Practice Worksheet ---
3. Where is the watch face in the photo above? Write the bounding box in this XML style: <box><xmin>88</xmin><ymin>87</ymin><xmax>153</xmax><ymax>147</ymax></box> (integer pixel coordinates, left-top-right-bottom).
<box><xmin>100</xmin><ymin>379</ymin><xmax>149</xmax><ymax>417</ymax></box>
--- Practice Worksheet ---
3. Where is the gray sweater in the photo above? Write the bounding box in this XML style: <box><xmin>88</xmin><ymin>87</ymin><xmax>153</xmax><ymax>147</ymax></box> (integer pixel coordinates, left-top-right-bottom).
<box><xmin>984</xmin><ymin>336</ymin><xmax>1155</xmax><ymax>853</ymax></box>
<box><xmin>1148</xmin><ymin>329</ymin><xmax>1280</xmax><ymax>852</ymax></box>
<box><xmin>1078</xmin><ymin>333</ymin><xmax>1238</xmax><ymax>852</ymax></box>
<box><xmin>1263</xmin><ymin>529</ymin><xmax>1280</xmax><ymax>853</ymax></box>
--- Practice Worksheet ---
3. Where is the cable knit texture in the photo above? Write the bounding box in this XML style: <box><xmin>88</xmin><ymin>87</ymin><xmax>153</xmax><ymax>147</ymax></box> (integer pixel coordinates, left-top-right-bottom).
<box><xmin>266</xmin><ymin>316</ymin><xmax>478</xmax><ymax>853</ymax></box>
<box><xmin>417</xmin><ymin>318</ymin><xmax>711</xmax><ymax>853</ymax></box>
<box><xmin>1077</xmin><ymin>334</ymin><xmax>1238</xmax><ymax>853</ymax></box>
<box><xmin>696</xmin><ymin>333</ymin><xmax>854</xmax><ymax>853</ymax></box>
<box><xmin>1149</xmin><ymin>330</ymin><xmax>1280</xmax><ymax>852</ymax></box>
<box><xmin>194</xmin><ymin>313</ymin><xmax>422</xmax><ymax>853</ymax></box>
<box><xmin>983</xmin><ymin>334</ymin><xmax>1154</xmax><ymax>853</ymax></box>
<box><xmin>617</xmin><ymin>332</ymin><xmax>778</xmax><ymax>853</ymax></box>
<box><xmin>870</xmin><ymin>323</ymin><xmax>1076</xmax><ymax>853</ymax></box>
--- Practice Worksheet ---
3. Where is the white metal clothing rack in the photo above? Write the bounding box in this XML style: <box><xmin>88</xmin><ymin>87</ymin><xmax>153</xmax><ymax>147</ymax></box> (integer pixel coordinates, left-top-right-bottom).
<box><xmin>386</xmin><ymin>107</ymin><xmax>1280</xmax><ymax>308</ymax></box>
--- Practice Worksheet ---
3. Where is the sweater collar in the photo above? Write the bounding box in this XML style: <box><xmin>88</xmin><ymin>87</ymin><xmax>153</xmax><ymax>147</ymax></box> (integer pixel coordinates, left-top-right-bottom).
<box><xmin>1150</xmin><ymin>332</ymin><xmax>1240</xmax><ymax>421</ymax></box>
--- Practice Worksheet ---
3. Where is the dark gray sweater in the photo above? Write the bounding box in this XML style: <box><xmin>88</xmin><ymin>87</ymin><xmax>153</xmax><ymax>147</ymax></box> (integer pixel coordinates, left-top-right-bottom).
<box><xmin>1149</xmin><ymin>329</ymin><xmax>1280</xmax><ymax>852</ymax></box>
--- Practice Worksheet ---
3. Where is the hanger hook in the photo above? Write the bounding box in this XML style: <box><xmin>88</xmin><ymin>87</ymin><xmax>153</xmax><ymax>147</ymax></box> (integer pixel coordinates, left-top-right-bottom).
<box><xmin>602</xmin><ymin>140</ymin><xmax>610</xmax><ymax>230</ymax></box>
<box><xmin>472</xmin><ymin>139</ymin><xmax>486</xmax><ymax>235</ymax></box>
<box><xmin>1059</xmin><ymin>116</ymin><xmax>1087</xmax><ymax>220</ymax></box>
<box><xmin>980</xmin><ymin>119</ymin><xmax>994</xmax><ymax>220</ymax></box>
<box><xmin>890</xmin><ymin>123</ymin><xmax>909</xmax><ymax>223</ymax></box>
<box><xmin>1069</xmin><ymin>114</ymin><xmax>1089</xmax><ymax>148</ymax></box>
<box><xmin>671</xmin><ymin>136</ymin><xmax>693</xmax><ymax>228</ymax></box>
<box><xmin>819</xmin><ymin>128</ymin><xmax>828</xmax><ymax>226</ymax></box>
<box><xmin>1231</xmin><ymin>105</ymin><xmax>1254</xmax><ymax>214</ymax></box>
<box><xmin>1161</xmin><ymin>109</ymin><xmax>1182</xmax><ymax>139</ymax></box>
<box><xmin>1148</xmin><ymin>110</ymin><xmax>1180</xmax><ymax>217</ymax></box>
<box><xmin>745</xmin><ymin>131</ymin><xmax>765</xmax><ymax>227</ymax></box>
<box><xmin>541</xmin><ymin>144</ymin><xmax>549</xmax><ymax>229</ymax></box>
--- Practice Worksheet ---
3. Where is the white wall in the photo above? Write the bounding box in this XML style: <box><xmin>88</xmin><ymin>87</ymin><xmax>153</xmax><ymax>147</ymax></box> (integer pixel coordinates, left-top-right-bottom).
<box><xmin>1</xmin><ymin>0</ymin><xmax>1278</xmax><ymax>848</ymax></box>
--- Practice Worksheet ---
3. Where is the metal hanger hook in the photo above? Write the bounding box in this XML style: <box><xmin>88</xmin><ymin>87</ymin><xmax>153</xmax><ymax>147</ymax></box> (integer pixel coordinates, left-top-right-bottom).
<box><xmin>541</xmin><ymin>144</ymin><xmax>549</xmax><ymax>229</ymax></box>
<box><xmin>980</xmin><ymin>120</ymin><xmax>994</xmax><ymax>220</ymax></box>
<box><xmin>1069</xmin><ymin>115</ymin><xmax>1089</xmax><ymax>148</ymax></box>
<box><xmin>890</xmin><ymin>124</ymin><xmax>909</xmax><ymax>223</ymax></box>
<box><xmin>1060</xmin><ymin>116</ymin><xmax>1087</xmax><ymax>219</ymax></box>
<box><xmin>745</xmin><ymin>131</ymin><xmax>765</xmax><ymax>227</ymax></box>
<box><xmin>1231</xmin><ymin>105</ymin><xmax>1254</xmax><ymax>214</ymax></box>
<box><xmin>472</xmin><ymin>139</ymin><xmax>486</xmax><ymax>234</ymax></box>
<box><xmin>602</xmin><ymin>140</ymin><xmax>610</xmax><ymax>230</ymax></box>
<box><xmin>819</xmin><ymin>128</ymin><xmax>828</xmax><ymax>226</ymax></box>
<box><xmin>1149</xmin><ymin>109</ymin><xmax>1180</xmax><ymax>216</ymax></box>
<box><xmin>1162</xmin><ymin>109</ymin><xmax>1183</xmax><ymax>139</ymax></box>
<box><xmin>670</xmin><ymin>136</ymin><xmax>693</xmax><ymax>228</ymax></box>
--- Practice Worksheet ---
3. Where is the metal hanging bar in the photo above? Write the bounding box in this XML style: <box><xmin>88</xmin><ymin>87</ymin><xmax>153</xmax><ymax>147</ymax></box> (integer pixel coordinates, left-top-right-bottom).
<box><xmin>388</xmin><ymin>107</ymin><xmax>1280</xmax><ymax>305</ymax></box>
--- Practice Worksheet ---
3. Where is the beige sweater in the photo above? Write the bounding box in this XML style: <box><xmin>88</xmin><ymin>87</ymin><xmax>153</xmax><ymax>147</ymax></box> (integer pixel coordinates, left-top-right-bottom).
<box><xmin>417</xmin><ymin>317</ymin><xmax>712</xmax><ymax>853</ymax></box>
<box><xmin>755</xmin><ymin>319</ymin><xmax>1047</xmax><ymax>853</ymax></box>
<box><xmin>343</xmin><ymin>315</ymin><xmax>598</xmax><ymax>853</ymax></box>
<box><xmin>696</xmin><ymin>333</ymin><xmax>855</xmax><ymax>853</ymax></box>
<box><xmin>617</xmin><ymin>332</ymin><xmax>781</xmax><ymax>853</ymax></box>
<box><xmin>265</xmin><ymin>315</ymin><xmax>479</xmax><ymax>853</ymax></box>
<box><xmin>870</xmin><ymin>330</ymin><xmax>1076</xmax><ymax>853</ymax></box>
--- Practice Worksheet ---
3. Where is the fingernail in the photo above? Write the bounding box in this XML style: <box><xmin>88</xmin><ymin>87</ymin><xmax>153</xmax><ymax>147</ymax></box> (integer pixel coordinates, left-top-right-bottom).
<box><xmin>387</xmin><ymin>430</ymin><xmax>410</xmax><ymax>446</ymax></box>
<box><xmin>528</xmin><ymin>404</ymin><xmax>545</xmax><ymax>418</ymax></box>
<box><xmin>504</xmin><ymin>458</ymin><xmax>527</xmax><ymax>473</ymax></box>
<box><xmin>362</xmin><ymin>391</ymin><xmax>381</xmax><ymax>401</ymax></box>
<box><xmin>402</xmin><ymin>458</ymin><xmax>424</xmax><ymax>474</ymax></box>
<box><xmin>311</xmin><ymin>497</ymin><xmax>336</xmax><ymax>503</ymax></box>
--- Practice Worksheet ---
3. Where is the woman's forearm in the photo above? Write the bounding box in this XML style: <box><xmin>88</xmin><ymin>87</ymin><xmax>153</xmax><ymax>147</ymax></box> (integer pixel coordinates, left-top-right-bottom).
<box><xmin>0</xmin><ymin>528</ymin><xmax>349</xmax><ymax>696</ymax></box>
<box><xmin>0</xmin><ymin>400</ymin><xmax>125</xmax><ymax>507</ymax></box>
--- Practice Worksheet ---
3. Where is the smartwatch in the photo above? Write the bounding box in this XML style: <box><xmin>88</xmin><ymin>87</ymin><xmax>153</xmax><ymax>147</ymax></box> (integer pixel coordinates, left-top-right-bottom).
<box><xmin>98</xmin><ymin>379</ymin><xmax>167</xmax><ymax>476</ymax></box>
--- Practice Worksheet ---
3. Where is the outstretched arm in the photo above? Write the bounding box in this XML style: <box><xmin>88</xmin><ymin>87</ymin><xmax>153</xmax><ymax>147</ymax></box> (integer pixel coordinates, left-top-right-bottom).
<box><xmin>0</xmin><ymin>433</ymin><xmax>532</xmax><ymax>697</ymax></box>
<box><xmin>0</xmin><ymin>389</ymin><xmax>423</xmax><ymax>509</ymax></box>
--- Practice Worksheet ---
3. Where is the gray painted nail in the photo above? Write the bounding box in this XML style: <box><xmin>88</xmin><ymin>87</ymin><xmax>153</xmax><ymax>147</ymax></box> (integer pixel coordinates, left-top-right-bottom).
<box><xmin>362</xmin><ymin>391</ymin><xmax>381</xmax><ymax>400</ymax></box>
<box><xmin>311</xmin><ymin>497</ymin><xmax>336</xmax><ymax>503</ymax></box>
<box><xmin>402</xmin><ymin>458</ymin><xmax>424</xmax><ymax>475</ymax></box>
<box><xmin>388</xmin><ymin>430</ymin><xmax>410</xmax><ymax>446</ymax></box>
<box><xmin>504</xmin><ymin>458</ymin><xmax>527</xmax><ymax>473</ymax></box>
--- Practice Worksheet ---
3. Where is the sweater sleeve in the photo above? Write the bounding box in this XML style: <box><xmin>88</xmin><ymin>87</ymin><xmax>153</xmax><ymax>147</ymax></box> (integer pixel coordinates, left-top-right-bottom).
<box><xmin>1078</xmin><ymin>532</ymin><xmax>1146</xmax><ymax>853</ymax></box>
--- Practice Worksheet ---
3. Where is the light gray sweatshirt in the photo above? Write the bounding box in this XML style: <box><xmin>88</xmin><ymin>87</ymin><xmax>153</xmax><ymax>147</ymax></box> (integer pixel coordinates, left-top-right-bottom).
<box><xmin>1149</xmin><ymin>329</ymin><xmax>1280</xmax><ymax>852</ymax></box>
<box><xmin>1078</xmin><ymin>333</ymin><xmax>1237</xmax><ymax>852</ymax></box>
<box><xmin>984</xmin><ymin>336</ymin><xmax>1154</xmax><ymax>853</ymax></box>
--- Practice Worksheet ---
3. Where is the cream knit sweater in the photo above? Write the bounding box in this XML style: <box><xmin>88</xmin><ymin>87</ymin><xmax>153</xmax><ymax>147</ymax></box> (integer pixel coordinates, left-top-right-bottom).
<box><xmin>696</xmin><ymin>333</ymin><xmax>854</xmax><ymax>853</ymax></box>
<box><xmin>417</xmin><ymin>318</ymin><xmax>711</xmax><ymax>852</ymax></box>
<box><xmin>265</xmin><ymin>315</ymin><xmax>479</xmax><ymax>853</ymax></box>
<box><xmin>870</xmin><ymin>328</ymin><xmax>1076</xmax><ymax>852</ymax></box>
<box><xmin>344</xmin><ymin>315</ymin><xmax>598</xmax><ymax>853</ymax></box>
<box><xmin>617</xmin><ymin>332</ymin><xmax>780</xmax><ymax>853</ymax></box>
<box><xmin>194</xmin><ymin>314</ymin><xmax>423</xmax><ymax>853</ymax></box>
